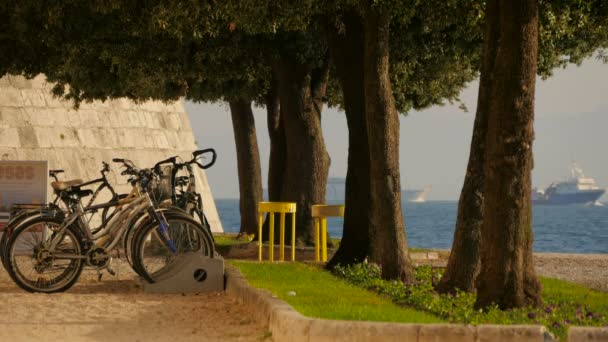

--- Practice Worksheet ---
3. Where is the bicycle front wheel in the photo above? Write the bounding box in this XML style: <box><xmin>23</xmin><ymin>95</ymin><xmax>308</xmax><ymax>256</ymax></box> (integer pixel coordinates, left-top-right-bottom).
<box><xmin>5</xmin><ymin>217</ymin><xmax>85</xmax><ymax>293</ymax></box>
<box><xmin>132</xmin><ymin>215</ymin><xmax>214</xmax><ymax>283</ymax></box>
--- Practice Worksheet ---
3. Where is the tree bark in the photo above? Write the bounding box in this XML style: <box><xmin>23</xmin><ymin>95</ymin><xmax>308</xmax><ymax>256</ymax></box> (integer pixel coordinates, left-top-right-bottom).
<box><xmin>229</xmin><ymin>99</ymin><xmax>263</xmax><ymax>235</ymax></box>
<box><xmin>475</xmin><ymin>0</ymin><xmax>542</xmax><ymax>309</ymax></box>
<box><xmin>326</xmin><ymin>11</ymin><xmax>372</xmax><ymax>268</ymax></box>
<box><xmin>362</xmin><ymin>8</ymin><xmax>414</xmax><ymax>281</ymax></box>
<box><xmin>436</xmin><ymin>0</ymin><xmax>500</xmax><ymax>294</ymax></box>
<box><xmin>274</xmin><ymin>57</ymin><xmax>331</xmax><ymax>246</ymax></box>
<box><xmin>259</xmin><ymin>76</ymin><xmax>287</xmax><ymax>242</ymax></box>
<box><xmin>265</xmin><ymin>77</ymin><xmax>286</xmax><ymax>204</ymax></box>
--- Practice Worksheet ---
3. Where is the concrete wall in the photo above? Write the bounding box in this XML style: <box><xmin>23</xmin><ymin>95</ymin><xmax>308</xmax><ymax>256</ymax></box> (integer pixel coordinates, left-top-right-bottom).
<box><xmin>0</xmin><ymin>74</ymin><xmax>223</xmax><ymax>232</ymax></box>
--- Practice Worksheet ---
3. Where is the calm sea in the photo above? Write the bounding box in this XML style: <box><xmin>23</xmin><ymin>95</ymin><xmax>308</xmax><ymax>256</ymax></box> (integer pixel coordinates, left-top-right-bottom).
<box><xmin>214</xmin><ymin>199</ymin><xmax>608</xmax><ymax>254</ymax></box>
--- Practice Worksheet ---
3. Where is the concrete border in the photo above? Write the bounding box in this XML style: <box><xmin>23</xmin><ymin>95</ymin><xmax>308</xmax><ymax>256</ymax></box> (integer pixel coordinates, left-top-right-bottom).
<box><xmin>225</xmin><ymin>265</ymin><xmax>555</xmax><ymax>342</ymax></box>
<box><xmin>568</xmin><ymin>327</ymin><xmax>608</xmax><ymax>341</ymax></box>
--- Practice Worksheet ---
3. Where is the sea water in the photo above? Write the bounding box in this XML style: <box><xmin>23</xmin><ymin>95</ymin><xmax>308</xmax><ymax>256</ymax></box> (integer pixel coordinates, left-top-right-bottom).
<box><xmin>214</xmin><ymin>199</ymin><xmax>608</xmax><ymax>254</ymax></box>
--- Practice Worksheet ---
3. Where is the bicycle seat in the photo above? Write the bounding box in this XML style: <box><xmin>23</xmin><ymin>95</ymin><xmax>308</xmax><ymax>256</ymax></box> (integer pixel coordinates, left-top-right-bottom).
<box><xmin>51</xmin><ymin>179</ymin><xmax>83</xmax><ymax>191</ymax></box>
<box><xmin>58</xmin><ymin>184</ymin><xmax>94</xmax><ymax>199</ymax></box>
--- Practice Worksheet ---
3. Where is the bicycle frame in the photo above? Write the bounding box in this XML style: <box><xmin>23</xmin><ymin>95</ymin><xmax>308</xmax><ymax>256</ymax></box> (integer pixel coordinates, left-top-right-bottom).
<box><xmin>46</xmin><ymin>188</ymin><xmax>174</xmax><ymax>258</ymax></box>
<box><xmin>79</xmin><ymin>175</ymin><xmax>118</xmax><ymax>210</ymax></box>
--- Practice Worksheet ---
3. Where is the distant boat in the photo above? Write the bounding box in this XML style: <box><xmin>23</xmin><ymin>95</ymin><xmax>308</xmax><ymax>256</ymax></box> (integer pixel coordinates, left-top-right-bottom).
<box><xmin>533</xmin><ymin>163</ymin><xmax>605</xmax><ymax>205</ymax></box>
<box><xmin>325</xmin><ymin>177</ymin><xmax>431</xmax><ymax>203</ymax></box>
<box><xmin>403</xmin><ymin>187</ymin><xmax>431</xmax><ymax>203</ymax></box>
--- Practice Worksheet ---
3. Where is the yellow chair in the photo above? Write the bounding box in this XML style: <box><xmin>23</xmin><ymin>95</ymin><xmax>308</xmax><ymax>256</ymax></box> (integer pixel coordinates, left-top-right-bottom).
<box><xmin>311</xmin><ymin>204</ymin><xmax>344</xmax><ymax>262</ymax></box>
<box><xmin>258</xmin><ymin>202</ymin><xmax>297</xmax><ymax>262</ymax></box>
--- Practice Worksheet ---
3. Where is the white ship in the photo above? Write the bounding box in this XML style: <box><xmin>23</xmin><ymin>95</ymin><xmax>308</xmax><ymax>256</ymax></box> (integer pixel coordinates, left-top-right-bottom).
<box><xmin>533</xmin><ymin>163</ymin><xmax>605</xmax><ymax>205</ymax></box>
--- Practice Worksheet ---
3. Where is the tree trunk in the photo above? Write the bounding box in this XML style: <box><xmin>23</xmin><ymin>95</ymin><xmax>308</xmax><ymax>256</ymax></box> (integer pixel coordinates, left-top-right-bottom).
<box><xmin>266</xmin><ymin>75</ymin><xmax>286</xmax><ymax>203</ymax></box>
<box><xmin>362</xmin><ymin>8</ymin><xmax>414</xmax><ymax>281</ymax></box>
<box><xmin>274</xmin><ymin>57</ymin><xmax>331</xmax><ymax>246</ymax></box>
<box><xmin>229</xmin><ymin>99</ymin><xmax>263</xmax><ymax>235</ymax></box>
<box><xmin>436</xmin><ymin>0</ymin><xmax>500</xmax><ymax>294</ymax></box>
<box><xmin>326</xmin><ymin>12</ymin><xmax>372</xmax><ymax>268</ymax></box>
<box><xmin>260</xmin><ymin>76</ymin><xmax>287</xmax><ymax>242</ymax></box>
<box><xmin>475</xmin><ymin>0</ymin><xmax>542</xmax><ymax>309</ymax></box>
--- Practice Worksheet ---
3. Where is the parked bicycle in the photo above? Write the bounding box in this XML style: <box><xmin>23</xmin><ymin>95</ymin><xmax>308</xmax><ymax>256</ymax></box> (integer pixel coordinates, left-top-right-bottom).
<box><xmin>0</xmin><ymin>163</ymin><xmax>124</xmax><ymax>269</ymax></box>
<box><xmin>3</xmin><ymin>158</ymin><xmax>214</xmax><ymax>293</ymax></box>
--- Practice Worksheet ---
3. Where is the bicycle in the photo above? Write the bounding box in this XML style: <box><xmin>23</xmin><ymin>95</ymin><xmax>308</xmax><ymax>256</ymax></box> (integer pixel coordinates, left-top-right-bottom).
<box><xmin>151</xmin><ymin>149</ymin><xmax>217</xmax><ymax>235</ymax></box>
<box><xmin>1</xmin><ymin>163</ymin><xmax>125</xmax><ymax>269</ymax></box>
<box><xmin>3</xmin><ymin>159</ymin><xmax>213</xmax><ymax>292</ymax></box>
<box><xmin>125</xmin><ymin>152</ymin><xmax>218</xmax><ymax>282</ymax></box>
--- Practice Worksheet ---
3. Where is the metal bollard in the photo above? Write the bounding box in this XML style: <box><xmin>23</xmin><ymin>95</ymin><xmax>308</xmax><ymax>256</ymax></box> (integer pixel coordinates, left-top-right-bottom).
<box><xmin>311</xmin><ymin>205</ymin><xmax>345</xmax><ymax>262</ymax></box>
<box><xmin>258</xmin><ymin>202</ymin><xmax>297</xmax><ymax>262</ymax></box>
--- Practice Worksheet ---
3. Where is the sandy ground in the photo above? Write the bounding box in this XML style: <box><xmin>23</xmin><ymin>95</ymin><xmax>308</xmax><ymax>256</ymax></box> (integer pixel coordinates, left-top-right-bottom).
<box><xmin>0</xmin><ymin>259</ymin><xmax>270</xmax><ymax>342</ymax></box>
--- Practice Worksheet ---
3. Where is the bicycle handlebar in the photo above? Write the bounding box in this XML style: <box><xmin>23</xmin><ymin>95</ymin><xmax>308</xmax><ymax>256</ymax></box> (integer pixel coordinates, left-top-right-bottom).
<box><xmin>153</xmin><ymin>156</ymin><xmax>177</xmax><ymax>173</ymax></box>
<box><xmin>192</xmin><ymin>148</ymin><xmax>216</xmax><ymax>169</ymax></box>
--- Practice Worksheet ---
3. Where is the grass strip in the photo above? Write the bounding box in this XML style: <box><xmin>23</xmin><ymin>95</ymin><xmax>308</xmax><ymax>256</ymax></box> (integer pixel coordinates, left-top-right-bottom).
<box><xmin>215</xmin><ymin>233</ymin><xmax>253</xmax><ymax>247</ymax></box>
<box><xmin>231</xmin><ymin>261</ymin><xmax>443</xmax><ymax>323</ymax></box>
<box><xmin>333</xmin><ymin>263</ymin><xmax>608</xmax><ymax>341</ymax></box>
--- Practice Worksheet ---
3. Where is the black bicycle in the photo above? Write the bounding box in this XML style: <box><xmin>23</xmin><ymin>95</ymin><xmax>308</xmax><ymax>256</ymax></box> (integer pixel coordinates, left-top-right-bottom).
<box><xmin>150</xmin><ymin>149</ymin><xmax>217</xmax><ymax>237</ymax></box>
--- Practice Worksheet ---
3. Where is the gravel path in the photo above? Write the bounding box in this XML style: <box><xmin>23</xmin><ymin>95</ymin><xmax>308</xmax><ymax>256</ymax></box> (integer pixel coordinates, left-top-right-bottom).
<box><xmin>533</xmin><ymin>253</ymin><xmax>608</xmax><ymax>292</ymax></box>
<box><xmin>0</xmin><ymin>260</ymin><xmax>270</xmax><ymax>342</ymax></box>
<box><xmin>417</xmin><ymin>252</ymin><xmax>608</xmax><ymax>292</ymax></box>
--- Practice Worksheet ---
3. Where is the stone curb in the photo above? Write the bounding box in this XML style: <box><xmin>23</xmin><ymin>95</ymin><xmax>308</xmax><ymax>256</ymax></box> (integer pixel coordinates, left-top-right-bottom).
<box><xmin>568</xmin><ymin>327</ymin><xmax>608</xmax><ymax>341</ymax></box>
<box><xmin>224</xmin><ymin>265</ymin><xmax>555</xmax><ymax>342</ymax></box>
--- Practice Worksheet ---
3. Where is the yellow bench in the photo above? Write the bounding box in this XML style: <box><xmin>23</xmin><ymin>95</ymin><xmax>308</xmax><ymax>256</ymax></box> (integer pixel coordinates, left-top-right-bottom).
<box><xmin>311</xmin><ymin>204</ymin><xmax>344</xmax><ymax>262</ymax></box>
<box><xmin>258</xmin><ymin>202</ymin><xmax>297</xmax><ymax>262</ymax></box>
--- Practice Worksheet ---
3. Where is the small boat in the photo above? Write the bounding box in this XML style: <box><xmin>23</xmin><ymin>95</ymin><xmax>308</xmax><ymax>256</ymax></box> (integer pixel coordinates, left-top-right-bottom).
<box><xmin>402</xmin><ymin>186</ymin><xmax>431</xmax><ymax>203</ymax></box>
<box><xmin>533</xmin><ymin>163</ymin><xmax>605</xmax><ymax>205</ymax></box>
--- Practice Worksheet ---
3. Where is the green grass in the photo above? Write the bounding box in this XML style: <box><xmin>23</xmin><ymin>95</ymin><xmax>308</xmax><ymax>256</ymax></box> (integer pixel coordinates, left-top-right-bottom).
<box><xmin>332</xmin><ymin>263</ymin><xmax>608</xmax><ymax>341</ymax></box>
<box><xmin>542</xmin><ymin>277</ymin><xmax>608</xmax><ymax>309</ymax></box>
<box><xmin>231</xmin><ymin>261</ymin><xmax>443</xmax><ymax>323</ymax></box>
<box><xmin>214</xmin><ymin>233</ymin><xmax>253</xmax><ymax>247</ymax></box>
<box><xmin>232</xmin><ymin>261</ymin><xmax>608</xmax><ymax>340</ymax></box>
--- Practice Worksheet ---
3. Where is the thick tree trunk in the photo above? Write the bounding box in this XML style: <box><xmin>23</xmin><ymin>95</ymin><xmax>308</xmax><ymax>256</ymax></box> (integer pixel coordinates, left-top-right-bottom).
<box><xmin>229</xmin><ymin>99</ymin><xmax>263</xmax><ymax>235</ymax></box>
<box><xmin>362</xmin><ymin>9</ymin><xmax>414</xmax><ymax>281</ymax></box>
<box><xmin>274</xmin><ymin>57</ymin><xmax>331</xmax><ymax>246</ymax></box>
<box><xmin>436</xmin><ymin>0</ymin><xmax>500</xmax><ymax>294</ymax></box>
<box><xmin>326</xmin><ymin>12</ymin><xmax>371</xmax><ymax>268</ymax></box>
<box><xmin>475</xmin><ymin>0</ymin><xmax>542</xmax><ymax>309</ymax></box>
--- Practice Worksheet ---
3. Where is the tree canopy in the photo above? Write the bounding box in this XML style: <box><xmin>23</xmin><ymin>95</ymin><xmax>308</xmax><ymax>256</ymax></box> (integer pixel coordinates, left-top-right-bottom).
<box><xmin>1</xmin><ymin>0</ymin><xmax>607</xmax><ymax>296</ymax></box>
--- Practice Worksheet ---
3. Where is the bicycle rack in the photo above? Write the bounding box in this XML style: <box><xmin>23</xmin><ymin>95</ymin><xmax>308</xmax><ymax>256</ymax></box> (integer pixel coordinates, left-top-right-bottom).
<box><xmin>141</xmin><ymin>252</ymin><xmax>225</xmax><ymax>294</ymax></box>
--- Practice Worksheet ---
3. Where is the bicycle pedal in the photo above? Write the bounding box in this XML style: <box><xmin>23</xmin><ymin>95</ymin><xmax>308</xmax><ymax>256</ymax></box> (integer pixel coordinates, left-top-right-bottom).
<box><xmin>107</xmin><ymin>268</ymin><xmax>116</xmax><ymax>276</ymax></box>
<box><xmin>97</xmin><ymin>273</ymin><xmax>103</xmax><ymax>281</ymax></box>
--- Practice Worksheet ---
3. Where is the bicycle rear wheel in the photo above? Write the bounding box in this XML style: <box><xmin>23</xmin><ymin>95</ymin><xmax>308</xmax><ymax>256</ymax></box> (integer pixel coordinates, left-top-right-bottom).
<box><xmin>5</xmin><ymin>217</ymin><xmax>85</xmax><ymax>293</ymax></box>
<box><xmin>132</xmin><ymin>214</ymin><xmax>214</xmax><ymax>283</ymax></box>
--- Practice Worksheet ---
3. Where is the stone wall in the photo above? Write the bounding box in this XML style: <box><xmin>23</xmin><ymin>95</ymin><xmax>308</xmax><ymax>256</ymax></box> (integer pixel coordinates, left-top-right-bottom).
<box><xmin>0</xmin><ymin>74</ymin><xmax>223</xmax><ymax>232</ymax></box>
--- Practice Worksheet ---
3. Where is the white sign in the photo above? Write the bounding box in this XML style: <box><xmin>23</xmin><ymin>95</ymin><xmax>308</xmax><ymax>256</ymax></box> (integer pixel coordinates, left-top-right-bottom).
<box><xmin>0</xmin><ymin>161</ymin><xmax>48</xmax><ymax>230</ymax></box>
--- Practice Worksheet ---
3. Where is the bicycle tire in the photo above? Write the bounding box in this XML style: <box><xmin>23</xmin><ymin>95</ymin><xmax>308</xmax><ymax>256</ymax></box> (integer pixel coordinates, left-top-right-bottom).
<box><xmin>1</xmin><ymin>207</ymin><xmax>64</xmax><ymax>270</ymax></box>
<box><xmin>122</xmin><ymin>205</ymin><xmax>184</xmax><ymax>268</ymax></box>
<box><xmin>131</xmin><ymin>213</ymin><xmax>214</xmax><ymax>283</ymax></box>
<box><xmin>5</xmin><ymin>216</ymin><xmax>85</xmax><ymax>293</ymax></box>
<box><xmin>128</xmin><ymin>209</ymin><xmax>204</xmax><ymax>277</ymax></box>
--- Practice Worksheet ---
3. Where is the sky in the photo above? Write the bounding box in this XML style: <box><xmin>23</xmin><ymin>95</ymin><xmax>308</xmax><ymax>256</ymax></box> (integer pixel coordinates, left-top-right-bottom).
<box><xmin>187</xmin><ymin>58</ymin><xmax>607</xmax><ymax>200</ymax></box>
